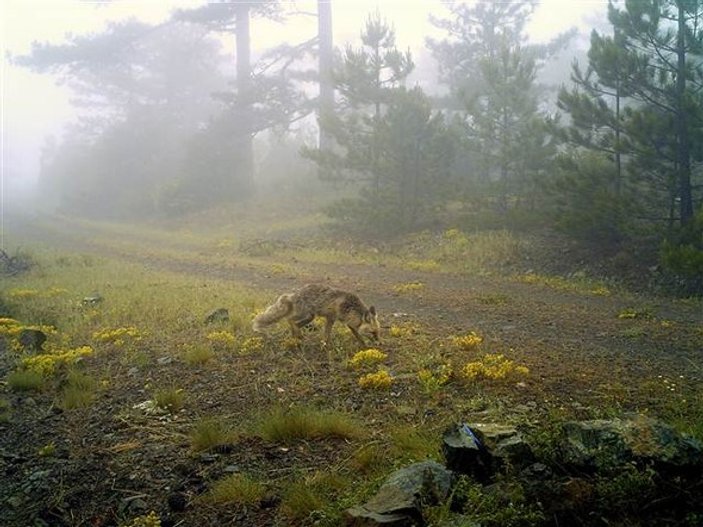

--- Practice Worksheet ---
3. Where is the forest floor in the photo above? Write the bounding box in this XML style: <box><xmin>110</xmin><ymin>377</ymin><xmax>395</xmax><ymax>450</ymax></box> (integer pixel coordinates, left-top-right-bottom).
<box><xmin>1</xmin><ymin>202</ymin><xmax>702</xmax><ymax>526</ymax></box>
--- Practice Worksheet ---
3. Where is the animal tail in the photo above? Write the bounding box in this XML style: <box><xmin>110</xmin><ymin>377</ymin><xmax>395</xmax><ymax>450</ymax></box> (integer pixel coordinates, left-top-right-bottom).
<box><xmin>252</xmin><ymin>294</ymin><xmax>294</xmax><ymax>332</ymax></box>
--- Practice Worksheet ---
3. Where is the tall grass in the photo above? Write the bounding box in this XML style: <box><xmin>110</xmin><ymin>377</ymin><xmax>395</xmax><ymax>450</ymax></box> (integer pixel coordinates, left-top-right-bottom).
<box><xmin>255</xmin><ymin>406</ymin><xmax>364</xmax><ymax>443</ymax></box>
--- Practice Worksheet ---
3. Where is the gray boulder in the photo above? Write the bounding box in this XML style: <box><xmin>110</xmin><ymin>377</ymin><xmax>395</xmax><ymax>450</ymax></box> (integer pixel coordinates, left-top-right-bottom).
<box><xmin>346</xmin><ymin>460</ymin><xmax>453</xmax><ymax>526</ymax></box>
<box><xmin>560</xmin><ymin>415</ymin><xmax>703</xmax><ymax>475</ymax></box>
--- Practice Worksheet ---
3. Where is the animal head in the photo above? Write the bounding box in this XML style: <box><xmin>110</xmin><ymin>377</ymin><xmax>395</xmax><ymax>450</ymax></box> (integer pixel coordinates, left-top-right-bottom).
<box><xmin>361</xmin><ymin>306</ymin><xmax>381</xmax><ymax>342</ymax></box>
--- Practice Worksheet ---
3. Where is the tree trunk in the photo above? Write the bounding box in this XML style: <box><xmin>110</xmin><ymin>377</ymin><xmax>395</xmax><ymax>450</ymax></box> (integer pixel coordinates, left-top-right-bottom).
<box><xmin>317</xmin><ymin>0</ymin><xmax>334</xmax><ymax>152</ymax></box>
<box><xmin>235</xmin><ymin>2</ymin><xmax>254</xmax><ymax>194</ymax></box>
<box><xmin>676</xmin><ymin>1</ymin><xmax>694</xmax><ymax>226</ymax></box>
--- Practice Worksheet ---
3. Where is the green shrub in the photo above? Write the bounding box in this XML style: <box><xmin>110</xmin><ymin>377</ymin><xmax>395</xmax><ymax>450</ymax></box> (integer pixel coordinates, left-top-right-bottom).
<box><xmin>7</xmin><ymin>370</ymin><xmax>44</xmax><ymax>392</ymax></box>
<box><xmin>660</xmin><ymin>211</ymin><xmax>703</xmax><ymax>294</ymax></box>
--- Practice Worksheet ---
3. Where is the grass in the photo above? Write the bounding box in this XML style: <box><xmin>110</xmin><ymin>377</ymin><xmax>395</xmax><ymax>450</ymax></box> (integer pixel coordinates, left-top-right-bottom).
<box><xmin>153</xmin><ymin>386</ymin><xmax>185</xmax><ymax>413</ymax></box>
<box><xmin>254</xmin><ymin>406</ymin><xmax>364</xmax><ymax>443</ymax></box>
<box><xmin>60</xmin><ymin>369</ymin><xmax>97</xmax><ymax>409</ymax></box>
<box><xmin>390</xmin><ymin>426</ymin><xmax>441</xmax><ymax>462</ymax></box>
<box><xmin>183</xmin><ymin>345</ymin><xmax>215</xmax><ymax>366</ymax></box>
<box><xmin>7</xmin><ymin>370</ymin><xmax>45</xmax><ymax>392</ymax></box>
<box><xmin>0</xmin><ymin>399</ymin><xmax>10</xmax><ymax>423</ymax></box>
<box><xmin>280</xmin><ymin>472</ymin><xmax>350</xmax><ymax>524</ymax></box>
<box><xmin>190</xmin><ymin>417</ymin><xmax>237</xmax><ymax>451</ymax></box>
<box><xmin>206</xmin><ymin>473</ymin><xmax>266</xmax><ymax>505</ymax></box>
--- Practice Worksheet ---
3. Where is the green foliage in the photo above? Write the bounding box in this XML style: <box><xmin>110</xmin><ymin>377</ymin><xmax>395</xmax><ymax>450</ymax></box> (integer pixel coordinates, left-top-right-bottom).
<box><xmin>206</xmin><ymin>474</ymin><xmax>265</xmax><ymax>505</ymax></box>
<box><xmin>280</xmin><ymin>472</ymin><xmax>350</xmax><ymax>525</ymax></box>
<box><xmin>190</xmin><ymin>417</ymin><xmax>236</xmax><ymax>452</ymax></box>
<box><xmin>0</xmin><ymin>398</ymin><xmax>11</xmax><ymax>423</ymax></box>
<box><xmin>315</xmin><ymin>87</ymin><xmax>457</xmax><ymax>236</ymax></box>
<box><xmin>153</xmin><ymin>386</ymin><xmax>184</xmax><ymax>413</ymax></box>
<box><xmin>660</xmin><ymin>210</ymin><xmax>703</xmax><ymax>294</ymax></box>
<box><xmin>544</xmin><ymin>152</ymin><xmax>629</xmax><ymax>243</ymax></box>
<box><xmin>7</xmin><ymin>370</ymin><xmax>45</xmax><ymax>392</ymax></box>
<box><xmin>255</xmin><ymin>406</ymin><xmax>363</xmax><ymax>443</ymax></box>
<box><xmin>305</xmin><ymin>15</ymin><xmax>456</xmax><ymax>236</ymax></box>
<box><xmin>428</xmin><ymin>0</ymin><xmax>561</xmax><ymax>216</ymax></box>
<box><xmin>446</xmin><ymin>476</ymin><xmax>545</xmax><ymax>527</ymax></box>
<box><xmin>61</xmin><ymin>369</ymin><xmax>97</xmax><ymax>409</ymax></box>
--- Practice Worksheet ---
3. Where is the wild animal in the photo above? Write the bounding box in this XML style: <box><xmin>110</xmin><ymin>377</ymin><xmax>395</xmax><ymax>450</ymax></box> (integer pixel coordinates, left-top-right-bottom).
<box><xmin>252</xmin><ymin>284</ymin><xmax>380</xmax><ymax>347</ymax></box>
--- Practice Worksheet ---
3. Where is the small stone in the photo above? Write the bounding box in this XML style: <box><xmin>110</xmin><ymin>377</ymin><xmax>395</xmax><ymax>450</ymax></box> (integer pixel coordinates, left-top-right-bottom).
<box><xmin>157</xmin><ymin>356</ymin><xmax>174</xmax><ymax>366</ymax></box>
<box><xmin>167</xmin><ymin>492</ymin><xmax>187</xmax><ymax>512</ymax></box>
<box><xmin>82</xmin><ymin>293</ymin><xmax>103</xmax><ymax>306</ymax></box>
<box><xmin>204</xmin><ymin>308</ymin><xmax>229</xmax><ymax>324</ymax></box>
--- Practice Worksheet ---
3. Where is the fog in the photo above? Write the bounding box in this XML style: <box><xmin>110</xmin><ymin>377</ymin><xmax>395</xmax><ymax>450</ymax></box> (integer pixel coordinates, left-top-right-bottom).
<box><xmin>2</xmin><ymin>0</ymin><xmax>604</xmax><ymax>213</ymax></box>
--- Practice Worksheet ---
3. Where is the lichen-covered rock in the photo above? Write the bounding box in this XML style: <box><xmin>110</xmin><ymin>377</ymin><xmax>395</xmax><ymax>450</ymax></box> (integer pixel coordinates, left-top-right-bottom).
<box><xmin>346</xmin><ymin>461</ymin><xmax>453</xmax><ymax>526</ymax></box>
<box><xmin>560</xmin><ymin>415</ymin><xmax>703</xmax><ymax>475</ymax></box>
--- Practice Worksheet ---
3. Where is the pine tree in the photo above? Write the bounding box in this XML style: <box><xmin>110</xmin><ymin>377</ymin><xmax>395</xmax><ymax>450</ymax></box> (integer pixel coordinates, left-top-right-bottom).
<box><xmin>303</xmin><ymin>14</ymin><xmax>455</xmax><ymax>235</ymax></box>
<box><xmin>428</xmin><ymin>0</ymin><xmax>563</xmax><ymax>216</ymax></box>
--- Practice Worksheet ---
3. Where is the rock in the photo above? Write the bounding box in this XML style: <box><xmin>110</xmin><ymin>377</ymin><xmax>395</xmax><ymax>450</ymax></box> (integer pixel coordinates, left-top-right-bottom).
<box><xmin>469</xmin><ymin>424</ymin><xmax>535</xmax><ymax>470</ymax></box>
<box><xmin>82</xmin><ymin>293</ymin><xmax>103</xmax><ymax>306</ymax></box>
<box><xmin>167</xmin><ymin>492</ymin><xmax>187</xmax><ymax>512</ymax></box>
<box><xmin>157</xmin><ymin>356</ymin><xmax>174</xmax><ymax>366</ymax></box>
<box><xmin>493</xmin><ymin>434</ymin><xmax>535</xmax><ymax>469</ymax></box>
<box><xmin>560</xmin><ymin>415</ymin><xmax>703</xmax><ymax>475</ymax></box>
<box><xmin>442</xmin><ymin>424</ymin><xmax>492</xmax><ymax>482</ymax></box>
<box><xmin>346</xmin><ymin>460</ymin><xmax>453</xmax><ymax>526</ymax></box>
<box><xmin>204</xmin><ymin>308</ymin><xmax>229</xmax><ymax>324</ymax></box>
<box><xmin>18</xmin><ymin>329</ymin><xmax>47</xmax><ymax>352</ymax></box>
<box><xmin>259</xmin><ymin>494</ymin><xmax>280</xmax><ymax>509</ymax></box>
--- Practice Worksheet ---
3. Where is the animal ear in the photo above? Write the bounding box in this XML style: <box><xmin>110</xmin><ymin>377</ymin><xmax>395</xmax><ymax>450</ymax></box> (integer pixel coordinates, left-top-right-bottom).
<box><xmin>369</xmin><ymin>306</ymin><xmax>376</xmax><ymax>316</ymax></box>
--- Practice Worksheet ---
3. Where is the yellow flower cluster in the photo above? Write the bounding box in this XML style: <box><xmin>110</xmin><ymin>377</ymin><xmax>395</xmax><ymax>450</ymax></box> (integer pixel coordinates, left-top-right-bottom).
<box><xmin>461</xmin><ymin>354</ymin><xmax>529</xmax><ymax>381</ymax></box>
<box><xmin>22</xmin><ymin>346</ymin><xmax>94</xmax><ymax>376</ymax></box>
<box><xmin>93</xmin><ymin>327</ymin><xmax>142</xmax><ymax>347</ymax></box>
<box><xmin>120</xmin><ymin>511</ymin><xmax>161</xmax><ymax>527</ymax></box>
<box><xmin>388</xmin><ymin>322</ymin><xmax>420</xmax><ymax>338</ymax></box>
<box><xmin>206</xmin><ymin>331</ymin><xmax>236</xmax><ymax>347</ymax></box>
<box><xmin>348</xmin><ymin>348</ymin><xmax>387</xmax><ymax>369</ymax></box>
<box><xmin>405</xmin><ymin>259</ymin><xmax>441</xmax><ymax>272</ymax></box>
<box><xmin>8</xmin><ymin>288</ymin><xmax>40</xmax><ymax>299</ymax></box>
<box><xmin>0</xmin><ymin>320</ymin><xmax>57</xmax><ymax>339</ymax></box>
<box><xmin>417</xmin><ymin>364</ymin><xmax>453</xmax><ymax>394</ymax></box>
<box><xmin>7</xmin><ymin>287</ymin><xmax>68</xmax><ymax>299</ymax></box>
<box><xmin>358</xmin><ymin>369</ymin><xmax>394</xmax><ymax>389</ymax></box>
<box><xmin>452</xmin><ymin>331</ymin><xmax>483</xmax><ymax>350</ymax></box>
<box><xmin>590</xmin><ymin>286</ymin><xmax>611</xmax><ymax>296</ymax></box>
<box><xmin>392</xmin><ymin>282</ymin><xmax>425</xmax><ymax>294</ymax></box>
<box><xmin>239</xmin><ymin>336</ymin><xmax>264</xmax><ymax>355</ymax></box>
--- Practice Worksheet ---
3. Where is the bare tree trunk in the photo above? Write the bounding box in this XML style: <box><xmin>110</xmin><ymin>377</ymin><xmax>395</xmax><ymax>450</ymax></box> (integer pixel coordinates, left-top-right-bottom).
<box><xmin>318</xmin><ymin>0</ymin><xmax>334</xmax><ymax>152</ymax></box>
<box><xmin>235</xmin><ymin>2</ymin><xmax>254</xmax><ymax>194</ymax></box>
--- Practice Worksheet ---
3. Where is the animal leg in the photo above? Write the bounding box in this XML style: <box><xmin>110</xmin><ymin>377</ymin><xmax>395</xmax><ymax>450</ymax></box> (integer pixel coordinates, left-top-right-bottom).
<box><xmin>323</xmin><ymin>317</ymin><xmax>335</xmax><ymax>347</ymax></box>
<box><xmin>348</xmin><ymin>325</ymin><xmax>367</xmax><ymax>348</ymax></box>
<box><xmin>288</xmin><ymin>319</ymin><xmax>303</xmax><ymax>340</ymax></box>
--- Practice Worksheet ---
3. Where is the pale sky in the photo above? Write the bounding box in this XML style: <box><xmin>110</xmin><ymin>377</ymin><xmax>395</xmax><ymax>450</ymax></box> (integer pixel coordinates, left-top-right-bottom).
<box><xmin>0</xmin><ymin>0</ymin><xmax>608</xmax><ymax>200</ymax></box>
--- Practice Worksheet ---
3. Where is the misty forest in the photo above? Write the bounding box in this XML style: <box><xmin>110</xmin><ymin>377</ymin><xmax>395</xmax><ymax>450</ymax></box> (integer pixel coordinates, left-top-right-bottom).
<box><xmin>2</xmin><ymin>0</ymin><xmax>703</xmax><ymax>526</ymax></box>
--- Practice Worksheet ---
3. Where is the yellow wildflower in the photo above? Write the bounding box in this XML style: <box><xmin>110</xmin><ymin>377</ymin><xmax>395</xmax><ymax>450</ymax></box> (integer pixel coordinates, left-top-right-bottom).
<box><xmin>358</xmin><ymin>369</ymin><xmax>394</xmax><ymax>390</ymax></box>
<box><xmin>348</xmin><ymin>348</ymin><xmax>387</xmax><ymax>369</ymax></box>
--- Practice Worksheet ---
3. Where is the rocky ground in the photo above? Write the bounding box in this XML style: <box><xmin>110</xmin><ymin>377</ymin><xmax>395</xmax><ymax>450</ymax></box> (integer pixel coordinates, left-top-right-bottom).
<box><xmin>1</xmin><ymin>214</ymin><xmax>702</xmax><ymax>526</ymax></box>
